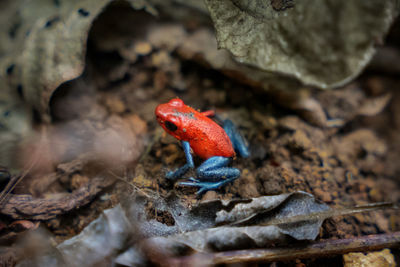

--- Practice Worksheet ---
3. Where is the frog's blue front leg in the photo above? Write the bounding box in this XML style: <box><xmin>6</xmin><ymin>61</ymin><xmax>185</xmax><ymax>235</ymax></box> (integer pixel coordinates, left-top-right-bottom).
<box><xmin>166</xmin><ymin>141</ymin><xmax>194</xmax><ymax>180</ymax></box>
<box><xmin>179</xmin><ymin>156</ymin><xmax>240</xmax><ymax>194</ymax></box>
<box><xmin>223</xmin><ymin>119</ymin><xmax>250</xmax><ymax>158</ymax></box>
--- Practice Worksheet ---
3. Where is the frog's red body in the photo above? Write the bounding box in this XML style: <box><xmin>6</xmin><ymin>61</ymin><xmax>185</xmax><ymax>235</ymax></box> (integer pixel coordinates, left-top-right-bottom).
<box><xmin>155</xmin><ymin>98</ymin><xmax>249</xmax><ymax>194</ymax></box>
<box><xmin>155</xmin><ymin>98</ymin><xmax>234</xmax><ymax>159</ymax></box>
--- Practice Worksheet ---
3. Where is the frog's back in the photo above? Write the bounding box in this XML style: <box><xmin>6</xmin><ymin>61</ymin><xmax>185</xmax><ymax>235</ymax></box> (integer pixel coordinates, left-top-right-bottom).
<box><xmin>181</xmin><ymin>109</ymin><xmax>235</xmax><ymax>159</ymax></box>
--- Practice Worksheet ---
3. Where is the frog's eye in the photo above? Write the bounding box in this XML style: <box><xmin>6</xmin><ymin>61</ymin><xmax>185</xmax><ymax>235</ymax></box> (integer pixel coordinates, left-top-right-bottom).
<box><xmin>165</xmin><ymin>121</ymin><xmax>178</xmax><ymax>131</ymax></box>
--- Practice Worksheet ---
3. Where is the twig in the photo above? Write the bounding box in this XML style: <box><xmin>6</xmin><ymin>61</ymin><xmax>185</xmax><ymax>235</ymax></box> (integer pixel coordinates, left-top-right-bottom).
<box><xmin>0</xmin><ymin>176</ymin><xmax>115</xmax><ymax>220</ymax></box>
<box><xmin>171</xmin><ymin>232</ymin><xmax>400</xmax><ymax>265</ymax></box>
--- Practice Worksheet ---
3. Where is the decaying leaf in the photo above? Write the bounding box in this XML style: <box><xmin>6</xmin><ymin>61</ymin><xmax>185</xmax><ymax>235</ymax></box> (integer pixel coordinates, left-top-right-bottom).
<box><xmin>13</xmin><ymin>192</ymin><xmax>396</xmax><ymax>265</ymax></box>
<box><xmin>0</xmin><ymin>0</ymin><xmax>153</xmax><ymax>118</ymax></box>
<box><xmin>204</xmin><ymin>0</ymin><xmax>398</xmax><ymax>88</ymax></box>
<box><xmin>130</xmin><ymin>192</ymin><xmax>395</xmax><ymax>255</ymax></box>
<box><xmin>215</xmin><ymin>192</ymin><xmax>330</xmax><ymax>242</ymax></box>
<box><xmin>143</xmin><ymin>193</ymin><xmax>394</xmax><ymax>254</ymax></box>
<box><xmin>57</xmin><ymin>204</ymin><xmax>134</xmax><ymax>266</ymax></box>
<box><xmin>14</xmin><ymin>205</ymin><xmax>134</xmax><ymax>267</ymax></box>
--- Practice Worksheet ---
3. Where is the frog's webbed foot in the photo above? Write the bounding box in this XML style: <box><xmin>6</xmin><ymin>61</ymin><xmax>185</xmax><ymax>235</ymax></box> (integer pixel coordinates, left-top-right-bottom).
<box><xmin>178</xmin><ymin>156</ymin><xmax>240</xmax><ymax>194</ymax></box>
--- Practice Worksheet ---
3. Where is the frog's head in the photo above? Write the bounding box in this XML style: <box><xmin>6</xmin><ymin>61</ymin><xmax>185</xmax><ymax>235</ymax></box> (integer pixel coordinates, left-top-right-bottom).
<box><xmin>155</xmin><ymin>98</ymin><xmax>185</xmax><ymax>139</ymax></box>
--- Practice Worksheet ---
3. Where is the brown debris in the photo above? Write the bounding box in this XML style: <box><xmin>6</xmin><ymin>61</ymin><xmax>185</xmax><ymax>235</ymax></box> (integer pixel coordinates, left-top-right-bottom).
<box><xmin>343</xmin><ymin>249</ymin><xmax>396</xmax><ymax>267</ymax></box>
<box><xmin>0</xmin><ymin>176</ymin><xmax>115</xmax><ymax>220</ymax></box>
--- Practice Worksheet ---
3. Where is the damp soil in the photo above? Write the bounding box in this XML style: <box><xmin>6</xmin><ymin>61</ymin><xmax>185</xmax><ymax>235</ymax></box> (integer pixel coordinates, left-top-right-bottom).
<box><xmin>50</xmin><ymin>51</ymin><xmax>400</xmax><ymax>241</ymax></box>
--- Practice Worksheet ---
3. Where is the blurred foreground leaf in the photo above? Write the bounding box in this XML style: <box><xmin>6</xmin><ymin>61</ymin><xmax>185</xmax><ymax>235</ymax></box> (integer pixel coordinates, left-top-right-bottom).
<box><xmin>0</xmin><ymin>0</ymin><xmax>153</xmax><ymax>118</ymax></box>
<box><xmin>0</xmin><ymin>0</ymin><xmax>152</xmax><ymax>169</ymax></box>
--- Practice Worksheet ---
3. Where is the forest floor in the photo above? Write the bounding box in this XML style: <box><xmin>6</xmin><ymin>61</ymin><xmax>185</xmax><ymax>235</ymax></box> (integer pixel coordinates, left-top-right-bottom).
<box><xmin>1</xmin><ymin>7</ymin><xmax>400</xmax><ymax>266</ymax></box>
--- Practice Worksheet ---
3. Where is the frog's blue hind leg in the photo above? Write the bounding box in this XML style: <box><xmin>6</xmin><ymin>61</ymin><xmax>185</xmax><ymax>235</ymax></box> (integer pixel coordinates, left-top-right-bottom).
<box><xmin>196</xmin><ymin>157</ymin><xmax>239</xmax><ymax>180</ymax></box>
<box><xmin>179</xmin><ymin>156</ymin><xmax>240</xmax><ymax>194</ymax></box>
<box><xmin>223</xmin><ymin>119</ymin><xmax>250</xmax><ymax>158</ymax></box>
<box><xmin>165</xmin><ymin>141</ymin><xmax>194</xmax><ymax>180</ymax></box>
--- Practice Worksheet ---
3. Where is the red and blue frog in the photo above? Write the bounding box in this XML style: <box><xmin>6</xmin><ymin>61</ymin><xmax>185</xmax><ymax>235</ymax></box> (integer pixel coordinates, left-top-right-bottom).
<box><xmin>155</xmin><ymin>98</ymin><xmax>249</xmax><ymax>194</ymax></box>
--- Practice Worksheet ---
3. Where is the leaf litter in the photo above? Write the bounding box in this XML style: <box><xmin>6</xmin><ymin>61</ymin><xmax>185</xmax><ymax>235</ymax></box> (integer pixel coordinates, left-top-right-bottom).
<box><xmin>13</xmin><ymin>191</ymin><xmax>398</xmax><ymax>266</ymax></box>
